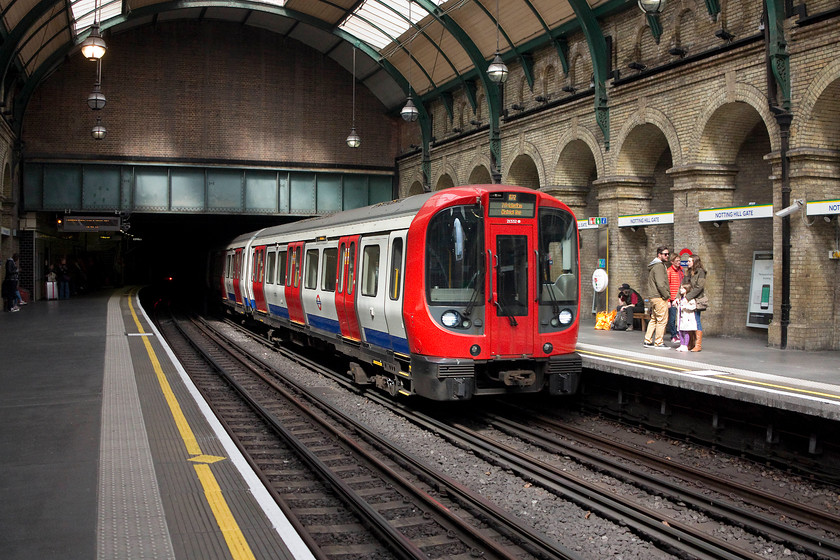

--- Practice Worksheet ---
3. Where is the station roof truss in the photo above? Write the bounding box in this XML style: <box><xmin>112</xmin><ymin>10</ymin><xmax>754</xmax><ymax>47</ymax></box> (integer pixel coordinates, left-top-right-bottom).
<box><xmin>0</xmin><ymin>0</ymin><xmax>636</xmax><ymax>126</ymax></box>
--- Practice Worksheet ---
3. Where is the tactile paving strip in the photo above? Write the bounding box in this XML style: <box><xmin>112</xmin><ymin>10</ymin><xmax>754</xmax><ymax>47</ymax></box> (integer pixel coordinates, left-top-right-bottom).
<box><xmin>97</xmin><ymin>295</ymin><xmax>176</xmax><ymax>559</ymax></box>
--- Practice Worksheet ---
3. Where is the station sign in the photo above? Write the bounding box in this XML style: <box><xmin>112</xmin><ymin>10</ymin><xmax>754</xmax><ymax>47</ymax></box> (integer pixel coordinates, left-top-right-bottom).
<box><xmin>577</xmin><ymin>216</ymin><xmax>607</xmax><ymax>230</ymax></box>
<box><xmin>698</xmin><ymin>204</ymin><xmax>773</xmax><ymax>222</ymax></box>
<box><xmin>617</xmin><ymin>212</ymin><xmax>674</xmax><ymax>228</ymax></box>
<box><xmin>806</xmin><ymin>199</ymin><xmax>840</xmax><ymax>215</ymax></box>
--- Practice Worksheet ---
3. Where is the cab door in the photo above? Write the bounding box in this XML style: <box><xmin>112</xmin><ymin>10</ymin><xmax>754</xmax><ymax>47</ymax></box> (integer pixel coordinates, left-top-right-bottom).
<box><xmin>335</xmin><ymin>236</ymin><xmax>361</xmax><ymax>341</ymax></box>
<box><xmin>487</xmin><ymin>222</ymin><xmax>535</xmax><ymax>356</ymax></box>
<box><xmin>356</xmin><ymin>235</ymin><xmax>390</xmax><ymax>350</ymax></box>
<box><xmin>285</xmin><ymin>242</ymin><xmax>305</xmax><ymax>325</ymax></box>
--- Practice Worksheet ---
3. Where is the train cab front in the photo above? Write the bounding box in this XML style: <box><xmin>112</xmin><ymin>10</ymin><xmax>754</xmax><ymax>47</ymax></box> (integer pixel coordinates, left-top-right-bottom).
<box><xmin>405</xmin><ymin>187</ymin><xmax>582</xmax><ymax>401</ymax></box>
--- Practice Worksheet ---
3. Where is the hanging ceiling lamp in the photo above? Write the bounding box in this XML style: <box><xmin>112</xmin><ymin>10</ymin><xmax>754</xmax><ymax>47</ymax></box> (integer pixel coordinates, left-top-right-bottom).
<box><xmin>92</xmin><ymin>116</ymin><xmax>106</xmax><ymax>140</ymax></box>
<box><xmin>87</xmin><ymin>59</ymin><xmax>106</xmax><ymax>110</ymax></box>
<box><xmin>80</xmin><ymin>0</ymin><xmax>107</xmax><ymax>60</ymax></box>
<box><xmin>637</xmin><ymin>0</ymin><xmax>667</xmax><ymax>14</ymax></box>
<box><xmin>346</xmin><ymin>47</ymin><xmax>361</xmax><ymax>148</ymax></box>
<box><xmin>487</xmin><ymin>0</ymin><xmax>508</xmax><ymax>83</ymax></box>
<box><xmin>401</xmin><ymin>1</ymin><xmax>420</xmax><ymax>122</ymax></box>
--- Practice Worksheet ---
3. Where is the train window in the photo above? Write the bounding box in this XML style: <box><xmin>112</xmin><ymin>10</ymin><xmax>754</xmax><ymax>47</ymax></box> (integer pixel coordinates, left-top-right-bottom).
<box><xmin>288</xmin><ymin>247</ymin><xmax>300</xmax><ymax>288</ymax></box>
<box><xmin>347</xmin><ymin>242</ymin><xmax>356</xmax><ymax>295</ymax></box>
<box><xmin>496</xmin><ymin>235</ymin><xmax>529</xmax><ymax>316</ymax></box>
<box><xmin>362</xmin><ymin>245</ymin><xmax>380</xmax><ymax>297</ymax></box>
<box><xmin>305</xmin><ymin>249</ymin><xmax>319</xmax><ymax>290</ymax></box>
<box><xmin>538</xmin><ymin>208</ymin><xmax>578</xmax><ymax>303</ymax></box>
<box><xmin>266</xmin><ymin>251</ymin><xmax>276</xmax><ymax>284</ymax></box>
<box><xmin>425</xmin><ymin>205</ymin><xmax>484</xmax><ymax>304</ymax></box>
<box><xmin>322</xmin><ymin>248</ymin><xmax>338</xmax><ymax>292</ymax></box>
<box><xmin>226</xmin><ymin>255</ymin><xmax>231</xmax><ymax>278</ymax></box>
<box><xmin>277</xmin><ymin>251</ymin><xmax>287</xmax><ymax>286</ymax></box>
<box><xmin>254</xmin><ymin>249</ymin><xmax>265</xmax><ymax>284</ymax></box>
<box><xmin>389</xmin><ymin>238</ymin><xmax>403</xmax><ymax>301</ymax></box>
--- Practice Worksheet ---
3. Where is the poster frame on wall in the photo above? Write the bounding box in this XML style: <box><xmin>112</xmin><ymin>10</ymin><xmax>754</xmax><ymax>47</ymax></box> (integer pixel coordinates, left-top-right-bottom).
<box><xmin>747</xmin><ymin>250</ymin><xmax>773</xmax><ymax>328</ymax></box>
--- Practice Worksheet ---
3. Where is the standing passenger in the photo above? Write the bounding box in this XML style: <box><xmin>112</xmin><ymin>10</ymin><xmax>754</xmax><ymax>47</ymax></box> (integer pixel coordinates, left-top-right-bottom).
<box><xmin>666</xmin><ymin>254</ymin><xmax>683</xmax><ymax>344</ymax></box>
<box><xmin>643</xmin><ymin>246</ymin><xmax>671</xmax><ymax>349</ymax></box>
<box><xmin>57</xmin><ymin>257</ymin><xmax>71</xmax><ymax>300</ymax></box>
<box><xmin>4</xmin><ymin>253</ymin><xmax>20</xmax><ymax>312</ymax></box>
<box><xmin>685</xmin><ymin>254</ymin><xmax>708</xmax><ymax>352</ymax></box>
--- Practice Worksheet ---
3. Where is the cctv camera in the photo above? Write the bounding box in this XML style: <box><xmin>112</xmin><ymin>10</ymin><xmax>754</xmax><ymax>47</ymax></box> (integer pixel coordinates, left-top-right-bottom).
<box><xmin>775</xmin><ymin>199</ymin><xmax>804</xmax><ymax>217</ymax></box>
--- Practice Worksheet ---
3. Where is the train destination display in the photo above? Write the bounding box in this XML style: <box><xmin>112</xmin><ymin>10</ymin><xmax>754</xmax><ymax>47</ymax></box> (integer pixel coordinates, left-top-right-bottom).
<box><xmin>488</xmin><ymin>192</ymin><xmax>537</xmax><ymax>218</ymax></box>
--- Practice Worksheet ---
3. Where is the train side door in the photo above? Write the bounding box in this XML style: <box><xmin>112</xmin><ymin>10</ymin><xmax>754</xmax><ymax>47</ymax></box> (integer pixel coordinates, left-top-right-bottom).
<box><xmin>384</xmin><ymin>231</ymin><xmax>409</xmax><ymax>355</ymax></box>
<box><xmin>285</xmin><ymin>242</ymin><xmax>305</xmax><ymax>325</ymax></box>
<box><xmin>252</xmin><ymin>245</ymin><xmax>268</xmax><ymax>313</ymax></box>
<box><xmin>487</xmin><ymin>222</ymin><xmax>535</xmax><ymax>356</ymax></box>
<box><xmin>356</xmin><ymin>235</ymin><xmax>390</xmax><ymax>350</ymax></box>
<box><xmin>232</xmin><ymin>248</ymin><xmax>243</xmax><ymax>305</ymax></box>
<box><xmin>264</xmin><ymin>247</ymin><xmax>289</xmax><ymax>319</ymax></box>
<box><xmin>335</xmin><ymin>236</ymin><xmax>361</xmax><ymax>341</ymax></box>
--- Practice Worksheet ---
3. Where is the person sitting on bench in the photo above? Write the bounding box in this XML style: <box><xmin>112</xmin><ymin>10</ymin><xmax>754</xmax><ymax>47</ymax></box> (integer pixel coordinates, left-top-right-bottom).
<box><xmin>615</xmin><ymin>283</ymin><xmax>644</xmax><ymax>331</ymax></box>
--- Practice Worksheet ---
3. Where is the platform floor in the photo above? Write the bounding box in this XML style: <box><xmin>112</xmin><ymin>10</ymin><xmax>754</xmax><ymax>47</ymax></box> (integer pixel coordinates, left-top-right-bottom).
<box><xmin>2</xmin><ymin>290</ymin><xmax>839</xmax><ymax>559</ymax></box>
<box><xmin>577</xmin><ymin>320</ymin><xmax>840</xmax><ymax>421</ymax></box>
<box><xmin>0</xmin><ymin>288</ymin><xmax>314</xmax><ymax>560</ymax></box>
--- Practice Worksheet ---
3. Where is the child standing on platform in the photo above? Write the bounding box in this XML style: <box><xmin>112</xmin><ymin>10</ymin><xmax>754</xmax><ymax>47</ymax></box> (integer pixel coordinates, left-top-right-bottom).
<box><xmin>676</xmin><ymin>284</ymin><xmax>697</xmax><ymax>352</ymax></box>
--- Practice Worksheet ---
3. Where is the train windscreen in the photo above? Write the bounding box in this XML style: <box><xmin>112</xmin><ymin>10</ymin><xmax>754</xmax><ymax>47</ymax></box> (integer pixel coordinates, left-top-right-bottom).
<box><xmin>538</xmin><ymin>208</ymin><xmax>578</xmax><ymax>304</ymax></box>
<box><xmin>425</xmin><ymin>204</ymin><xmax>484</xmax><ymax>305</ymax></box>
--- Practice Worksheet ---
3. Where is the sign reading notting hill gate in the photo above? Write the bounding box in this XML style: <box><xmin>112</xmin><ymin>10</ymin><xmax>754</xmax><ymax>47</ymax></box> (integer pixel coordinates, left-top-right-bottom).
<box><xmin>617</xmin><ymin>212</ymin><xmax>674</xmax><ymax>228</ymax></box>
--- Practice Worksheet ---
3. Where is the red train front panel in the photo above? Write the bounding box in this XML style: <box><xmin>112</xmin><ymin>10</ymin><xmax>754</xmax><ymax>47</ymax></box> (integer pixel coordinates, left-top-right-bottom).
<box><xmin>403</xmin><ymin>186</ymin><xmax>581</xmax><ymax>400</ymax></box>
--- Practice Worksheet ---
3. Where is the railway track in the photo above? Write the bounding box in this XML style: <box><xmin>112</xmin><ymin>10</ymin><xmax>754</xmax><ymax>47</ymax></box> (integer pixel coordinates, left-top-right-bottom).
<box><xmin>207</xmin><ymin>314</ymin><xmax>840</xmax><ymax>560</ymax></box>
<box><xmin>155</xmin><ymin>309</ymin><xmax>582</xmax><ymax>560</ymax></box>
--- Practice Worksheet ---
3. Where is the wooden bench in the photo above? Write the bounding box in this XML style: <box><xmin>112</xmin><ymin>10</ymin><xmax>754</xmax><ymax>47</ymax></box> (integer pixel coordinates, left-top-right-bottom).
<box><xmin>633</xmin><ymin>312</ymin><xmax>647</xmax><ymax>332</ymax></box>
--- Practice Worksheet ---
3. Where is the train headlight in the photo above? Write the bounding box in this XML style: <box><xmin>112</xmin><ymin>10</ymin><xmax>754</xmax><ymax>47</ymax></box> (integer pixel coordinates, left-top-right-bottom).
<box><xmin>470</xmin><ymin>344</ymin><xmax>481</xmax><ymax>356</ymax></box>
<box><xmin>558</xmin><ymin>309</ymin><xmax>573</xmax><ymax>325</ymax></box>
<box><xmin>543</xmin><ymin>342</ymin><xmax>553</xmax><ymax>354</ymax></box>
<box><xmin>441</xmin><ymin>310</ymin><xmax>461</xmax><ymax>328</ymax></box>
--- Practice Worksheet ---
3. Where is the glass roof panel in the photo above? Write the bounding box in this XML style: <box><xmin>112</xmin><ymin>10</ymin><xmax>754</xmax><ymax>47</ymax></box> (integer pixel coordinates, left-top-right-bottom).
<box><xmin>339</xmin><ymin>0</ymin><xmax>442</xmax><ymax>51</ymax></box>
<box><xmin>71</xmin><ymin>0</ymin><xmax>124</xmax><ymax>34</ymax></box>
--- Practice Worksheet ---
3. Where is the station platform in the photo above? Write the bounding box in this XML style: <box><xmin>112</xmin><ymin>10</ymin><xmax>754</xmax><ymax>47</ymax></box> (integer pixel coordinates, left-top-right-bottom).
<box><xmin>577</xmin><ymin>321</ymin><xmax>840</xmax><ymax>421</ymax></box>
<box><xmin>0</xmin><ymin>288</ymin><xmax>315</xmax><ymax>560</ymax></box>
<box><xmin>2</xmin><ymin>290</ymin><xmax>839</xmax><ymax>559</ymax></box>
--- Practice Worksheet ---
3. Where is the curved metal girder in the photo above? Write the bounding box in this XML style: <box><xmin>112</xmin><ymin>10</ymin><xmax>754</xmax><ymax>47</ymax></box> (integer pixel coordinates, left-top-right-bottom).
<box><xmin>11</xmin><ymin>3</ymin><xmax>428</xmax><ymax>135</ymax></box>
<box><xmin>468</xmin><ymin>0</ymin><xmax>535</xmax><ymax>89</ymax></box>
<box><xmin>567</xmin><ymin>0</ymin><xmax>610</xmax><ymax>149</ymax></box>
<box><xmin>0</xmin><ymin>0</ymin><xmax>62</xmax><ymax>92</ymax></box>
<box><xmin>765</xmin><ymin>0</ymin><xmax>790</xmax><ymax>111</ymax></box>
<box><xmin>412</xmin><ymin>0</ymin><xmax>503</xmax><ymax>181</ymax></box>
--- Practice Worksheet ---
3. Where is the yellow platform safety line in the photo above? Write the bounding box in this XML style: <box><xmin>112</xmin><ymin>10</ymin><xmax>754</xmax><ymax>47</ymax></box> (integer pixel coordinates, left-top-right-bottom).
<box><xmin>577</xmin><ymin>348</ymin><xmax>692</xmax><ymax>373</ymax></box>
<box><xmin>579</xmin><ymin>348</ymin><xmax>840</xmax><ymax>401</ymax></box>
<box><xmin>126</xmin><ymin>291</ymin><xmax>256</xmax><ymax>560</ymax></box>
<box><xmin>721</xmin><ymin>375</ymin><xmax>840</xmax><ymax>401</ymax></box>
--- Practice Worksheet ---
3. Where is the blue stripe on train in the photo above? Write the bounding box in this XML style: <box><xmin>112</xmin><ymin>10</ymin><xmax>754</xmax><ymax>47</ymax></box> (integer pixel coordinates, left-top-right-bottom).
<box><xmin>363</xmin><ymin>327</ymin><xmax>410</xmax><ymax>355</ymax></box>
<box><xmin>269</xmin><ymin>303</ymin><xmax>290</xmax><ymax>320</ymax></box>
<box><xmin>307</xmin><ymin>314</ymin><xmax>342</xmax><ymax>336</ymax></box>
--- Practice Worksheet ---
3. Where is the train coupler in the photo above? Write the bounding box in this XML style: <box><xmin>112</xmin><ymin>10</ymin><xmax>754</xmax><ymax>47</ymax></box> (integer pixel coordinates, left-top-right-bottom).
<box><xmin>500</xmin><ymin>369</ymin><xmax>537</xmax><ymax>387</ymax></box>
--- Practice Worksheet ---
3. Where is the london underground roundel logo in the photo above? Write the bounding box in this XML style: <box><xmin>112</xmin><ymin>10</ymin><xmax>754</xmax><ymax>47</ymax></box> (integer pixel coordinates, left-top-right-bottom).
<box><xmin>316</xmin><ymin>295</ymin><xmax>322</xmax><ymax>310</ymax></box>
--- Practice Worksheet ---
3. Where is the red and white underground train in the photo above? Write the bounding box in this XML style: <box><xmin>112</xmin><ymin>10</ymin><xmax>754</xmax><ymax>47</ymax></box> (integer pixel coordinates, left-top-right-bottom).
<box><xmin>215</xmin><ymin>185</ymin><xmax>582</xmax><ymax>401</ymax></box>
